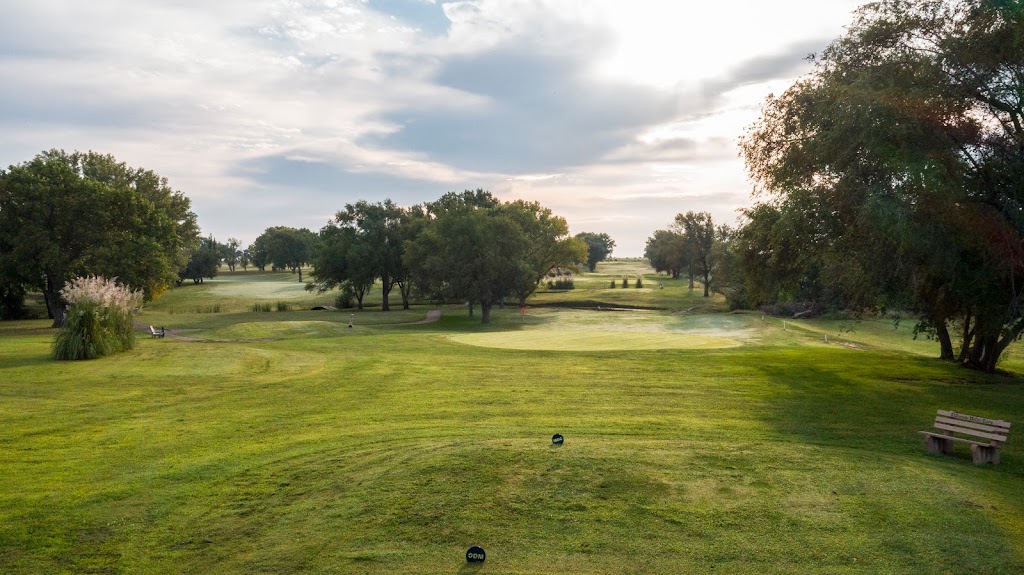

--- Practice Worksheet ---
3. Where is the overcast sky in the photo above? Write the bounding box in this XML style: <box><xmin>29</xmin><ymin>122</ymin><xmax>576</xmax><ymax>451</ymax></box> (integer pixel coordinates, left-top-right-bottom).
<box><xmin>0</xmin><ymin>0</ymin><xmax>864</xmax><ymax>255</ymax></box>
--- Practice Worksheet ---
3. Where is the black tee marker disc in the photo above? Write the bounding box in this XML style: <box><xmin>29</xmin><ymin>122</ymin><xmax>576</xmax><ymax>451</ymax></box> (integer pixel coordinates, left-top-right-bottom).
<box><xmin>552</xmin><ymin>433</ymin><xmax>564</xmax><ymax>445</ymax></box>
<box><xmin>466</xmin><ymin>546</ymin><xmax>486</xmax><ymax>563</ymax></box>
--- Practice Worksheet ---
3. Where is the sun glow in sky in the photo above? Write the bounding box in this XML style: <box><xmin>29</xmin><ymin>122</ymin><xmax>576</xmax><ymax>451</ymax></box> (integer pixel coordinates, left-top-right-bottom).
<box><xmin>0</xmin><ymin>0</ymin><xmax>864</xmax><ymax>255</ymax></box>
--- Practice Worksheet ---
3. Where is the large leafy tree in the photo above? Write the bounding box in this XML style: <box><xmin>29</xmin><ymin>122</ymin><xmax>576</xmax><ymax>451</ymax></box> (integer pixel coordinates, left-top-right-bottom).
<box><xmin>498</xmin><ymin>200</ymin><xmax>587</xmax><ymax>305</ymax></box>
<box><xmin>0</xmin><ymin>150</ymin><xmax>199</xmax><ymax>326</ymax></box>
<box><xmin>405</xmin><ymin>190</ymin><xmax>578</xmax><ymax>323</ymax></box>
<box><xmin>179</xmin><ymin>236</ymin><xmax>221</xmax><ymax>284</ymax></box>
<box><xmin>677</xmin><ymin>211</ymin><xmax>718</xmax><ymax>297</ymax></box>
<box><xmin>740</xmin><ymin>0</ymin><xmax>1024</xmax><ymax>372</ymax></box>
<box><xmin>644</xmin><ymin>229</ymin><xmax>687</xmax><ymax>280</ymax></box>
<box><xmin>307</xmin><ymin>224</ymin><xmax>375</xmax><ymax>309</ymax></box>
<box><xmin>575</xmin><ymin>232</ymin><xmax>616</xmax><ymax>272</ymax></box>
<box><xmin>251</xmin><ymin>226</ymin><xmax>317</xmax><ymax>281</ymax></box>
<box><xmin>334</xmin><ymin>201</ymin><xmax>409</xmax><ymax>311</ymax></box>
<box><xmin>406</xmin><ymin>194</ymin><xmax>525</xmax><ymax>323</ymax></box>
<box><xmin>248</xmin><ymin>238</ymin><xmax>269</xmax><ymax>271</ymax></box>
<box><xmin>309</xmin><ymin>201</ymin><xmax>424</xmax><ymax>311</ymax></box>
<box><xmin>221</xmin><ymin>238</ymin><xmax>242</xmax><ymax>272</ymax></box>
<box><xmin>645</xmin><ymin>212</ymin><xmax>725</xmax><ymax>296</ymax></box>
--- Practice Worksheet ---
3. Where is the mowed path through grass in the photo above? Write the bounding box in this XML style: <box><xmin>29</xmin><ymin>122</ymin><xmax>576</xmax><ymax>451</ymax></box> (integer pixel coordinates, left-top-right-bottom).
<box><xmin>2</xmin><ymin>269</ymin><xmax>1024</xmax><ymax>574</ymax></box>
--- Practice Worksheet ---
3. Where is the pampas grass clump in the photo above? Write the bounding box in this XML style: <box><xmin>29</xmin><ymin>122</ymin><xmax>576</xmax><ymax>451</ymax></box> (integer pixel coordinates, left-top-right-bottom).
<box><xmin>53</xmin><ymin>276</ymin><xmax>143</xmax><ymax>361</ymax></box>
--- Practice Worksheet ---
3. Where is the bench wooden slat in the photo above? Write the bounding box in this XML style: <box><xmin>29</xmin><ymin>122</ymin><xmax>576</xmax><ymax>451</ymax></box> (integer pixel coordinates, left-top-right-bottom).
<box><xmin>933</xmin><ymin>422</ymin><xmax>1006</xmax><ymax>443</ymax></box>
<box><xmin>937</xmin><ymin>410</ymin><xmax>1010</xmax><ymax>429</ymax></box>
<box><xmin>935</xmin><ymin>416</ymin><xmax>1009</xmax><ymax>435</ymax></box>
<box><xmin>918</xmin><ymin>431</ymin><xmax>993</xmax><ymax>447</ymax></box>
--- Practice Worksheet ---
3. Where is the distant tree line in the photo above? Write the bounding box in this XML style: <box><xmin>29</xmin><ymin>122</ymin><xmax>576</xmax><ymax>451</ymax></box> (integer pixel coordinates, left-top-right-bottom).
<box><xmin>0</xmin><ymin>152</ymin><xmax>612</xmax><ymax>328</ymax></box>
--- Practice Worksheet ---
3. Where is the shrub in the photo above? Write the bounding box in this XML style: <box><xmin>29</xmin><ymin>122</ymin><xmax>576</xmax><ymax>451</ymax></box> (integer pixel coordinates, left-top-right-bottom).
<box><xmin>621</xmin><ymin>275</ymin><xmax>629</xmax><ymax>288</ymax></box>
<box><xmin>635</xmin><ymin>275</ymin><xmax>643</xmax><ymax>289</ymax></box>
<box><xmin>276</xmin><ymin>301</ymin><xmax>289</xmax><ymax>312</ymax></box>
<box><xmin>335</xmin><ymin>290</ymin><xmax>354</xmax><ymax>309</ymax></box>
<box><xmin>609</xmin><ymin>279</ymin><xmax>617</xmax><ymax>288</ymax></box>
<box><xmin>251</xmin><ymin>303</ymin><xmax>272</xmax><ymax>312</ymax></box>
<box><xmin>53</xmin><ymin>276</ymin><xmax>143</xmax><ymax>361</ymax></box>
<box><xmin>549</xmin><ymin>276</ymin><xmax>574</xmax><ymax>290</ymax></box>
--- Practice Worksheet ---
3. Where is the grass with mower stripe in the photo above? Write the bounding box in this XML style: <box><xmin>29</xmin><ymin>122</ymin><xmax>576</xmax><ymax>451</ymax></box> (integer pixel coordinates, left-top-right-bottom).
<box><xmin>2</xmin><ymin>264</ymin><xmax>1023</xmax><ymax>574</ymax></box>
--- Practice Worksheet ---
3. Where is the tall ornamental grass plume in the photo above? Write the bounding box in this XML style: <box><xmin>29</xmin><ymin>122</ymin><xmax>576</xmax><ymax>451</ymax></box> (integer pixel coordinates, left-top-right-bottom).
<box><xmin>53</xmin><ymin>276</ymin><xmax>144</xmax><ymax>361</ymax></box>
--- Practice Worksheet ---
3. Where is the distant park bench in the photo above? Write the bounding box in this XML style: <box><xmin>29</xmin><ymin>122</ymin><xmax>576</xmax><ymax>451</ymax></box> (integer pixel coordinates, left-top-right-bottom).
<box><xmin>919</xmin><ymin>410</ymin><xmax>1011</xmax><ymax>464</ymax></box>
<box><xmin>149</xmin><ymin>325</ymin><xmax>165</xmax><ymax>339</ymax></box>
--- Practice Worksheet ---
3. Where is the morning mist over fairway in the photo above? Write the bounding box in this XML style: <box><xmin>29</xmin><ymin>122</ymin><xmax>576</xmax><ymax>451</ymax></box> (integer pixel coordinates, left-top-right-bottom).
<box><xmin>2</xmin><ymin>0</ymin><xmax>1024</xmax><ymax>573</ymax></box>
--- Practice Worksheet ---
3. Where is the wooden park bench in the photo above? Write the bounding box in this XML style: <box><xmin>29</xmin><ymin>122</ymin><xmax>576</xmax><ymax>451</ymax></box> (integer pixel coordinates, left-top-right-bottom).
<box><xmin>149</xmin><ymin>325</ymin><xmax>165</xmax><ymax>339</ymax></box>
<box><xmin>919</xmin><ymin>410</ymin><xmax>1011</xmax><ymax>465</ymax></box>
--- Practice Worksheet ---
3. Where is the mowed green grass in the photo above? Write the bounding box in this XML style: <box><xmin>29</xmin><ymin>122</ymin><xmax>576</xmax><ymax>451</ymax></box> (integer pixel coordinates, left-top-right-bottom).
<box><xmin>450</xmin><ymin>329</ymin><xmax>740</xmax><ymax>351</ymax></box>
<box><xmin>2</xmin><ymin>267</ymin><xmax>1024</xmax><ymax>574</ymax></box>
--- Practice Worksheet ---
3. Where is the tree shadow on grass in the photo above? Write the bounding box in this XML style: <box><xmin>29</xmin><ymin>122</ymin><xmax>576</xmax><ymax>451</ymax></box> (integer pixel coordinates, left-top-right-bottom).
<box><xmin>750</xmin><ymin>351</ymin><xmax>1023</xmax><ymax>464</ymax></box>
<box><xmin>0</xmin><ymin>354</ymin><xmax>56</xmax><ymax>370</ymax></box>
<box><xmin>748</xmin><ymin>351</ymin><xmax>1024</xmax><ymax>573</ymax></box>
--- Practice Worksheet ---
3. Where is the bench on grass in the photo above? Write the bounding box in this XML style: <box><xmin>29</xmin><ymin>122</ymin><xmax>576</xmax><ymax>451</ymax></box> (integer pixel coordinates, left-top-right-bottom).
<box><xmin>149</xmin><ymin>325</ymin><xmax>165</xmax><ymax>339</ymax></box>
<box><xmin>919</xmin><ymin>410</ymin><xmax>1011</xmax><ymax>465</ymax></box>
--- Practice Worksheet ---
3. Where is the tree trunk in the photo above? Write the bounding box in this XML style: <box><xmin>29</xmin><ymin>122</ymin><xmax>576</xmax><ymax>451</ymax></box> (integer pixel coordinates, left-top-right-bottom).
<box><xmin>381</xmin><ymin>280</ymin><xmax>393</xmax><ymax>311</ymax></box>
<box><xmin>297</xmin><ymin>268</ymin><xmax>303</xmax><ymax>282</ymax></box>
<box><xmin>688</xmin><ymin>269</ymin><xmax>694</xmax><ymax>290</ymax></box>
<box><xmin>956</xmin><ymin>312</ymin><xmax>975</xmax><ymax>364</ymax></box>
<box><xmin>468</xmin><ymin>301</ymin><xmax>474</xmax><ymax>317</ymax></box>
<box><xmin>398</xmin><ymin>280</ymin><xmax>412</xmax><ymax>310</ymax></box>
<box><xmin>934</xmin><ymin>320</ymin><xmax>955</xmax><ymax>361</ymax></box>
<box><xmin>703</xmin><ymin>273</ymin><xmax>710</xmax><ymax>297</ymax></box>
<box><xmin>43</xmin><ymin>283</ymin><xmax>66</xmax><ymax>328</ymax></box>
<box><xmin>481</xmin><ymin>301</ymin><xmax>492</xmax><ymax>324</ymax></box>
<box><xmin>967</xmin><ymin>335</ymin><xmax>998</xmax><ymax>373</ymax></box>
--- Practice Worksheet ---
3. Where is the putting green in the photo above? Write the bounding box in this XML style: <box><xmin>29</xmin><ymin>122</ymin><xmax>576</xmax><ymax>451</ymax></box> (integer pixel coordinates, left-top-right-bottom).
<box><xmin>449</xmin><ymin>329</ymin><xmax>741</xmax><ymax>351</ymax></box>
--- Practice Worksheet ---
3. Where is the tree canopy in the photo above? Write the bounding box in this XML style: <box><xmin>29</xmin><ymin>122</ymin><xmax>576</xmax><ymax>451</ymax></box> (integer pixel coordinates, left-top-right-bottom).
<box><xmin>403</xmin><ymin>190</ymin><xmax>583</xmax><ymax>323</ymax></box>
<box><xmin>307</xmin><ymin>191</ymin><xmax>581</xmax><ymax>322</ymax></box>
<box><xmin>308</xmin><ymin>201</ymin><xmax>413</xmax><ymax>311</ymax></box>
<box><xmin>179</xmin><ymin>236</ymin><xmax>221</xmax><ymax>284</ymax></box>
<box><xmin>644</xmin><ymin>229</ymin><xmax>687</xmax><ymax>280</ymax></box>
<box><xmin>250</xmin><ymin>226</ymin><xmax>316</xmax><ymax>281</ymax></box>
<box><xmin>0</xmin><ymin>150</ymin><xmax>199</xmax><ymax>325</ymax></box>
<box><xmin>739</xmin><ymin>0</ymin><xmax>1024</xmax><ymax>372</ymax></box>
<box><xmin>575</xmin><ymin>232</ymin><xmax>616</xmax><ymax>272</ymax></box>
<box><xmin>644</xmin><ymin>212</ymin><xmax>726</xmax><ymax>296</ymax></box>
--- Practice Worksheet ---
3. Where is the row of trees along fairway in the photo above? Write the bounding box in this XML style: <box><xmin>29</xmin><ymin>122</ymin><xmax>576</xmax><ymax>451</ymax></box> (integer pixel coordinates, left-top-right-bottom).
<box><xmin>308</xmin><ymin>190</ymin><xmax>588</xmax><ymax>322</ymax></box>
<box><xmin>177</xmin><ymin>229</ymin><xmax>319</xmax><ymax>284</ymax></box>
<box><xmin>0</xmin><ymin>150</ymin><xmax>200</xmax><ymax>326</ymax></box>
<box><xmin>738</xmin><ymin>0</ymin><xmax>1024</xmax><ymax>372</ymax></box>
<box><xmin>644</xmin><ymin>211</ymin><xmax>731</xmax><ymax>297</ymax></box>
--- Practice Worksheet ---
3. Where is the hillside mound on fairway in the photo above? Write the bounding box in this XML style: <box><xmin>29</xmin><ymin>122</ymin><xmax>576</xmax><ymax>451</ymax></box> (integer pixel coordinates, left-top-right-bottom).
<box><xmin>449</xmin><ymin>329</ymin><xmax>740</xmax><ymax>351</ymax></box>
<box><xmin>205</xmin><ymin>320</ymin><xmax>344</xmax><ymax>340</ymax></box>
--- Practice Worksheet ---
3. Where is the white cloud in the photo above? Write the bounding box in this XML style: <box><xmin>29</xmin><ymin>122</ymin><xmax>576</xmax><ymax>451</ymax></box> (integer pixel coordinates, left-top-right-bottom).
<box><xmin>0</xmin><ymin>0</ymin><xmax>864</xmax><ymax>253</ymax></box>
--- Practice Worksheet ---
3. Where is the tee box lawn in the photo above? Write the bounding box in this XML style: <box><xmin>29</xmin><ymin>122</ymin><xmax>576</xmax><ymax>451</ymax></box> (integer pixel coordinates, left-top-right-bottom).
<box><xmin>1</xmin><ymin>265</ymin><xmax>1022</xmax><ymax>574</ymax></box>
